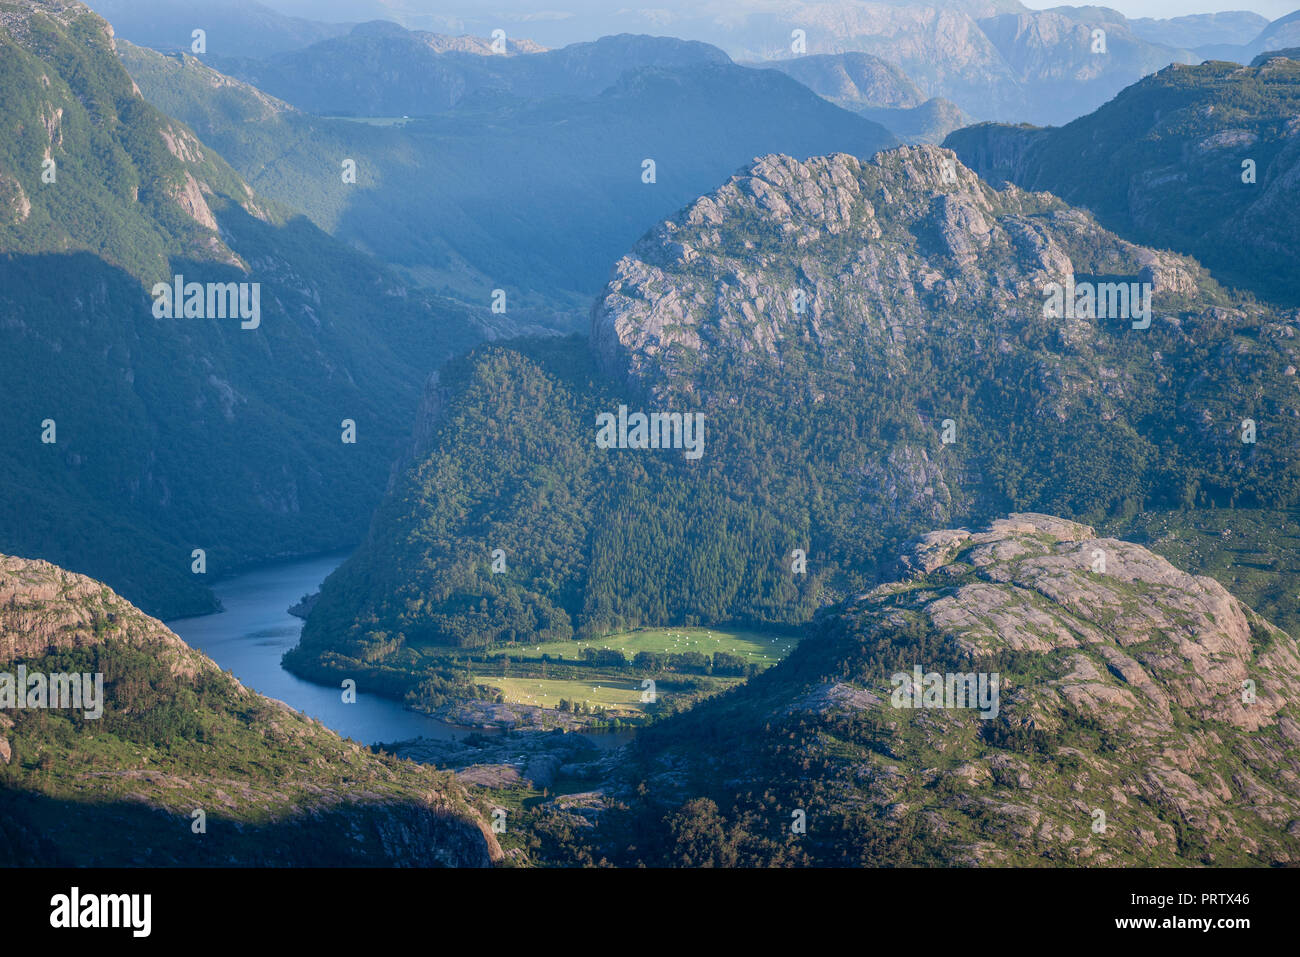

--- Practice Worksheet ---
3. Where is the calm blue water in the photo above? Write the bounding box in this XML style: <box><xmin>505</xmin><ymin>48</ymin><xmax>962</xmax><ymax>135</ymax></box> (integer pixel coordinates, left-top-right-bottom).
<box><xmin>167</xmin><ymin>552</ymin><xmax>479</xmax><ymax>746</ymax></box>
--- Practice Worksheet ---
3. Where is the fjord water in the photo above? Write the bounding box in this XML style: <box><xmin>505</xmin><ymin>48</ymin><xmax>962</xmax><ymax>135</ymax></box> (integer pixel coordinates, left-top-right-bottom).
<box><xmin>167</xmin><ymin>552</ymin><xmax>475</xmax><ymax>745</ymax></box>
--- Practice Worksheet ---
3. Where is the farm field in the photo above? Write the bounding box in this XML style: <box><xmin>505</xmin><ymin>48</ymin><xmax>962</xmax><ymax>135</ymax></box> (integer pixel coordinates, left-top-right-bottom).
<box><xmin>322</xmin><ymin>115</ymin><xmax>414</xmax><ymax>126</ymax></box>
<box><xmin>484</xmin><ymin>626</ymin><xmax>800</xmax><ymax>664</ymax></box>
<box><xmin>476</xmin><ymin>676</ymin><xmax>646</xmax><ymax>712</ymax></box>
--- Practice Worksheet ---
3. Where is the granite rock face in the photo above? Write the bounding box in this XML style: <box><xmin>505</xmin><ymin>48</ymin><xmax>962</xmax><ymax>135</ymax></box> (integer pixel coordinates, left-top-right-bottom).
<box><xmin>605</xmin><ymin>514</ymin><xmax>1300</xmax><ymax>866</ymax></box>
<box><xmin>886</xmin><ymin>513</ymin><xmax>1295</xmax><ymax>733</ymax></box>
<box><xmin>592</xmin><ymin>144</ymin><xmax>1221</xmax><ymax>395</ymax></box>
<box><xmin>870</xmin><ymin>515</ymin><xmax>1300</xmax><ymax>862</ymax></box>
<box><xmin>0</xmin><ymin>554</ymin><xmax>211</xmax><ymax>679</ymax></box>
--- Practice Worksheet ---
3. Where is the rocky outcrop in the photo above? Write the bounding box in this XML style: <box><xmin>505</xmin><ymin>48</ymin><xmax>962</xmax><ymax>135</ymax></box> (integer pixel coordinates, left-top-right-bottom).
<box><xmin>0</xmin><ymin>172</ymin><xmax>31</xmax><ymax>225</ymax></box>
<box><xmin>886</xmin><ymin>513</ymin><xmax>1296</xmax><ymax>732</ymax></box>
<box><xmin>0</xmin><ymin>554</ymin><xmax>212</xmax><ymax>678</ymax></box>
<box><xmin>936</xmin><ymin>121</ymin><xmax>1048</xmax><ymax>187</ymax></box>
<box><xmin>592</xmin><ymin>144</ymin><xmax>1213</xmax><ymax>395</ymax></box>
<box><xmin>0</xmin><ymin>554</ymin><xmax>501</xmax><ymax>867</ymax></box>
<box><xmin>599</xmin><ymin>514</ymin><xmax>1300</xmax><ymax>866</ymax></box>
<box><xmin>863</xmin><ymin>515</ymin><xmax>1300</xmax><ymax>861</ymax></box>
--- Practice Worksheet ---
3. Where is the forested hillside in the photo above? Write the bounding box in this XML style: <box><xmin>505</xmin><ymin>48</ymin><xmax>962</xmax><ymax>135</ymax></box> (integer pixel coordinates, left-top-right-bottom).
<box><xmin>0</xmin><ymin>553</ymin><xmax>500</xmax><ymax>866</ymax></box>
<box><xmin>118</xmin><ymin>35</ymin><xmax>898</xmax><ymax>326</ymax></box>
<box><xmin>0</xmin><ymin>0</ymin><xmax>482</xmax><ymax>617</ymax></box>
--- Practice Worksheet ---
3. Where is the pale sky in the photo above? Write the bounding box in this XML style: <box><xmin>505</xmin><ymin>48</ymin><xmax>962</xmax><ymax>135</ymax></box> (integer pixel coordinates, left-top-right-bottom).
<box><xmin>1024</xmin><ymin>1</ymin><xmax>1295</xmax><ymax>18</ymax></box>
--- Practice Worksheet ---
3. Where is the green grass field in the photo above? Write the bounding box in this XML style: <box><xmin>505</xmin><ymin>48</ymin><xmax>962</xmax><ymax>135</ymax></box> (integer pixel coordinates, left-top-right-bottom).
<box><xmin>477</xmin><ymin>676</ymin><xmax>646</xmax><ymax>712</ymax></box>
<box><xmin>485</xmin><ymin>626</ymin><xmax>799</xmax><ymax>664</ymax></box>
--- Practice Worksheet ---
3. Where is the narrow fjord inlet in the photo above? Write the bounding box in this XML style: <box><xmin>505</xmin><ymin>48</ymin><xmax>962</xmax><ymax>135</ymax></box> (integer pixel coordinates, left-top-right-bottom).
<box><xmin>166</xmin><ymin>552</ymin><xmax>479</xmax><ymax>744</ymax></box>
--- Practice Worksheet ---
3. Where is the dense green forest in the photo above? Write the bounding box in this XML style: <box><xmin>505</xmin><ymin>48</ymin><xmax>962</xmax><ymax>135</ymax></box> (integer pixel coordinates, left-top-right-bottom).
<box><xmin>287</xmin><ymin>335</ymin><xmax>822</xmax><ymax>713</ymax></box>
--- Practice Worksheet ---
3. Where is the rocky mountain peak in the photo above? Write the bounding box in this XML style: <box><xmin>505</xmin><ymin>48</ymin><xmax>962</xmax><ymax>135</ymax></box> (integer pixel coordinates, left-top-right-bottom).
<box><xmin>871</xmin><ymin>514</ymin><xmax>1297</xmax><ymax>735</ymax></box>
<box><xmin>898</xmin><ymin>512</ymin><xmax>1096</xmax><ymax>575</ymax></box>
<box><xmin>0</xmin><ymin>554</ymin><xmax>212</xmax><ymax>680</ymax></box>
<box><xmin>591</xmin><ymin>143</ymin><xmax>1205</xmax><ymax>390</ymax></box>
<box><xmin>601</xmin><ymin>515</ymin><xmax>1300</xmax><ymax>865</ymax></box>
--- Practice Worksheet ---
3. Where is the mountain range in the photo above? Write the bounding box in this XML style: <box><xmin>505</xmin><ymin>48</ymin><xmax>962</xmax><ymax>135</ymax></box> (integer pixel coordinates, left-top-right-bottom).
<box><xmin>88</xmin><ymin>1</ymin><xmax>1300</xmax><ymax>126</ymax></box>
<box><xmin>116</xmin><ymin>32</ymin><xmax>899</xmax><ymax>325</ymax></box>
<box><xmin>1195</xmin><ymin>9</ymin><xmax>1300</xmax><ymax>61</ymax></box>
<box><xmin>945</xmin><ymin>53</ymin><xmax>1300</xmax><ymax>305</ymax></box>
<box><xmin>4</xmin><ymin>0</ymin><xmax>1300</xmax><ymax>873</ymax></box>
<box><xmin>1131</xmin><ymin>11</ymin><xmax>1270</xmax><ymax>49</ymax></box>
